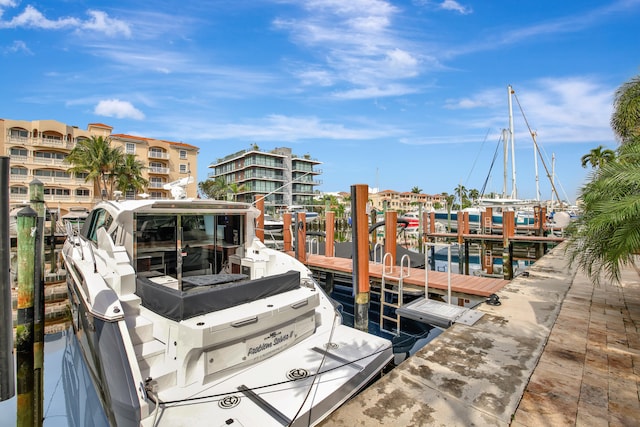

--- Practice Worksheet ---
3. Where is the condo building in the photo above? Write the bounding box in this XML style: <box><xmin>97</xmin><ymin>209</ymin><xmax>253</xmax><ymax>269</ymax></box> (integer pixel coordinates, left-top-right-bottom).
<box><xmin>1</xmin><ymin>118</ymin><xmax>198</xmax><ymax>217</ymax></box>
<box><xmin>208</xmin><ymin>146</ymin><xmax>322</xmax><ymax>209</ymax></box>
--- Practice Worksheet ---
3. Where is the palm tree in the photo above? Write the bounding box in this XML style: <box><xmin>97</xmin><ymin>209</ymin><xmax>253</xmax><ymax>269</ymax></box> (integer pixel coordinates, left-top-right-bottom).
<box><xmin>468</xmin><ymin>188</ymin><xmax>480</xmax><ymax>205</ymax></box>
<box><xmin>580</xmin><ymin>145</ymin><xmax>616</xmax><ymax>169</ymax></box>
<box><xmin>115</xmin><ymin>154</ymin><xmax>148</xmax><ymax>197</ymax></box>
<box><xmin>454</xmin><ymin>184</ymin><xmax>468</xmax><ymax>209</ymax></box>
<box><xmin>65</xmin><ymin>136</ymin><xmax>124</xmax><ymax>200</ymax></box>
<box><xmin>227</xmin><ymin>182</ymin><xmax>246</xmax><ymax>202</ymax></box>
<box><xmin>567</xmin><ymin>73</ymin><xmax>640</xmax><ymax>283</ymax></box>
<box><xmin>611</xmin><ymin>74</ymin><xmax>640</xmax><ymax>143</ymax></box>
<box><xmin>411</xmin><ymin>186</ymin><xmax>422</xmax><ymax>194</ymax></box>
<box><xmin>567</xmin><ymin>141</ymin><xmax>640</xmax><ymax>283</ymax></box>
<box><xmin>198</xmin><ymin>177</ymin><xmax>228</xmax><ymax>199</ymax></box>
<box><xmin>442</xmin><ymin>192</ymin><xmax>456</xmax><ymax>230</ymax></box>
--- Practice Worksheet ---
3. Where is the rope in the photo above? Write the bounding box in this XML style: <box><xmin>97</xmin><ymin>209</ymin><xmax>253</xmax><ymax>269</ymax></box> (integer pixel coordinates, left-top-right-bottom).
<box><xmin>158</xmin><ymin>345</ymin><xmax>392</xmax><ymax>407</ymax></box>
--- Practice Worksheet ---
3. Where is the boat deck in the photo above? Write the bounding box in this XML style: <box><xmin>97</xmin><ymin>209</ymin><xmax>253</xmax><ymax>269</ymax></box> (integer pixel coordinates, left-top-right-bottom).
<box><xmin>305</xmin><ymin>254</ymin><xmax>509</xmax><ymax>298</ymax></box>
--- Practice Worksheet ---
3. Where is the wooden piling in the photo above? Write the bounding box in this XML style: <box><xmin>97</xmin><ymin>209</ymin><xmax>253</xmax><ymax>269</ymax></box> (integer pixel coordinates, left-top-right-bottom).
<box><xmin>283</xmin><ymin>213</ymin><xmax>292</xmax><ymax>252</ymax></box>
<box><xmin>30</xmin><ymin>179</ymin><xmax>45</xmax><ymax>426</ymax></box>
<box><xmin>255</xmin><ymin>195</ymin><xmax>264</xmax><ymax>243</ymax></box>
<box><xmin>429</xmin><ymin>211</ymin><xmax>436</xmax><ymax>234</ymax></box>
<box><xmin>351</xmin><ymin>184</ymin><xmax>370</xmax><ymax>332</ymax></box>
<box><xmin>384</xmin><ymin>211</ymin><xmax>397</xmax><ymax>266</ymax></box>
<box><xmin>295</xmin><ymin>212</ymin><xmax>307</xmax><ymax>263</ymax></box>
<box><xmin>16</xmin><ymin>206</ymin><xmax>37</xmax><ymax>427</ymax></box>
<box><xmin>325</xmin><ymin>211</ymin><xmax>335</xmax><ymax>257</ymax></box>
<box><xmin>502</xmin><ymin>210</ymin><xmax>515</xmax><ymax>280</ymax></box>
<box><xmin>0</xmin><ymin>156</ymin><xmax>14</xmax><ymax>402</ymax></box>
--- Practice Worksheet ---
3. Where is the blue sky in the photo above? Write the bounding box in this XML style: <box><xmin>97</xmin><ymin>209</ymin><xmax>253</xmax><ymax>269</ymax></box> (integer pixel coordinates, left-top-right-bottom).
<box><xmin>1</xmin><ymin>0</ymin><xmax>639</xmax><ymax>203</ymax></box>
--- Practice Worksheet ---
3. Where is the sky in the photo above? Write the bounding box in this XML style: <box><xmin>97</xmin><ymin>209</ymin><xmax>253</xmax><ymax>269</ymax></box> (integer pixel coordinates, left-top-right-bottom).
<box><xmin>1</xmin><ymin>0</ymin><xmax>639</xmax><ymax>204</ymax></box>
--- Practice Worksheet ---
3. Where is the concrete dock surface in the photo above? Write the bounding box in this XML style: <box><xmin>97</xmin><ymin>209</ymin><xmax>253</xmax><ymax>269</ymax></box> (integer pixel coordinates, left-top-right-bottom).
<box><xmin>320</xmin><ymin>242</ymin><xmax>640</xmax><ymax>426</ymax></box>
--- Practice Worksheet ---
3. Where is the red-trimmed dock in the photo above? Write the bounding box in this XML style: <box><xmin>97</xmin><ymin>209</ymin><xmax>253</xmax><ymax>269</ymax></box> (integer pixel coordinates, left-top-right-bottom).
<box><xmin>305</xmin><ymin>254</ymin><xmax>509</xmax><ymax>298</ymax></box>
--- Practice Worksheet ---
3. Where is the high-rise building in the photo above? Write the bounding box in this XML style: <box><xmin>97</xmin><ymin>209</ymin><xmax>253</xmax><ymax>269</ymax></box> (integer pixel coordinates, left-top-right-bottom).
<box><xmin>1</xmin><ymin>118</ymin><xmax>198</xmax><ymax>217</ymax></box>
<box><xmin>208</xmin><ymin>146</ymin><xmax>322</xmax><ymax>209</ymax></box>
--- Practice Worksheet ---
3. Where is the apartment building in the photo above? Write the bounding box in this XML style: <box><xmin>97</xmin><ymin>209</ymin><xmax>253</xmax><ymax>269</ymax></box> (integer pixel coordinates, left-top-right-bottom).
<box><xmin>369</xmin><ymin>189</ymin><xmax>445</xmax><ymax>213</ymax></box>
<box><xmin>208</xmin><ymin>146</ymin><xmax>322</xmax><ymax>209</ymax></box>
<box><xmin>1</xmin><ymin>118</ymin><xmax>198</xmax><ymax>216</ymax></box>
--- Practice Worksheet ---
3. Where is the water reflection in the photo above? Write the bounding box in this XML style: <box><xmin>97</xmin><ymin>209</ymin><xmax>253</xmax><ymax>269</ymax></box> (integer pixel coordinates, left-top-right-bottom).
<box><xmin>0</xmin><ymin>328</ymin><xmax>108</xmax><ymax>427</ymax></box>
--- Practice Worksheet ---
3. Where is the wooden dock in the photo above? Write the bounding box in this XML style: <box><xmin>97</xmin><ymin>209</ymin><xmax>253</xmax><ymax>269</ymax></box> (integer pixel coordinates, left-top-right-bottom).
<box><xmin>305</xmin><ymin>254</ymin><xmax>509</xmax><ymax>298</ymax></box>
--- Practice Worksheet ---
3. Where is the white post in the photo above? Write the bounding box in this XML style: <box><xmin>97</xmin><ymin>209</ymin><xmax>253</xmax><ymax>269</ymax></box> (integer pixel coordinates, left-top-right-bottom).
<box><xmin>447</xmin><ymin>244</ymin><xmax>452</xmax><ymax>305</ymax></box>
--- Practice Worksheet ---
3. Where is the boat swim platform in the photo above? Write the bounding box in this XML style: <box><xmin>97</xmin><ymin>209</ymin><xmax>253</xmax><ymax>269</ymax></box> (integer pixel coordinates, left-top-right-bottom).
<box><xmin>305</xmin><ymin>254</ymin><xmax>509</xmax><ymax>298</ymax></box>
<box><xmin>320</xmin><ymin>241</ymin><xmax>640</xmax><ymax>426</ymax></box>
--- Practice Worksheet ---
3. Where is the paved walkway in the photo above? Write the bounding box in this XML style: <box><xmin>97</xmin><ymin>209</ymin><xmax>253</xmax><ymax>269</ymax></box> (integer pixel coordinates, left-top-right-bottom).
<box><xmin>512</xmin><ymin>258</ymin><xmax>640</xmax><ymax>426</ymax></box>
<box><xmin>320</xmin><ymin>243</ymin><xmax>640</xmax><ymax>426</ymax></box>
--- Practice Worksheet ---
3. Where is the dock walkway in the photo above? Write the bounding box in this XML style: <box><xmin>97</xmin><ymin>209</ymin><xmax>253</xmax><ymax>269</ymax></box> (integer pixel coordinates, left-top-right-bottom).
<box><xmin>319</xmin><ymin>242</ymin><xmax>640</xmax><ymax>426</ymax></box>
<box><xmin>306</xmin><ymin>254</ymin><xmax>509</xmax><ymax>298</ymax></box>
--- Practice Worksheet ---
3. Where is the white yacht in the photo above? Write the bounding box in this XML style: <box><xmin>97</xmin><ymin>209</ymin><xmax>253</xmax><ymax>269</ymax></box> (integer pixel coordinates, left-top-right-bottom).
<box><xmin>61</xmin><ymin>198</ymin><xmax>392</xmax><ymax>427</ymax></box>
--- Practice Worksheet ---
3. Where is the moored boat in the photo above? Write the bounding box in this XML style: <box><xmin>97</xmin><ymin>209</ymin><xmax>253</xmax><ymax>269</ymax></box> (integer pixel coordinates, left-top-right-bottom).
<box><xmin>61</xmin><ymin>198</ymin><xmax>392</xmax><ymax>426</ymax></box>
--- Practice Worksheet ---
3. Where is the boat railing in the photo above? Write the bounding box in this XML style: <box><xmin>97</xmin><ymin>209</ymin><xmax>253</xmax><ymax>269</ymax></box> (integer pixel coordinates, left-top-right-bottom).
<box><xmin>373</xmin><ymin>243</ymin><xmax>384</xmax><ymax>264</ymax></box>
<box><xmin>77</xmin><ymin>233</ymin><xmax>98</xmax><ymax>273</ymax></box>
<box><xmin>307</xmin><ymin>237</ymin><xmax>319</xmax><ymax>255</ymax></box>
<box><xmin>423</xmin><ymin>242</ymin><xmax>453</xmax><ymax>304</ymax></box>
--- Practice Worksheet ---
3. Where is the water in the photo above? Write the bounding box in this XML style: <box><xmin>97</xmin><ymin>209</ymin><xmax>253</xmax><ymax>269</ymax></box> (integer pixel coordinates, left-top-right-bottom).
<box><xmin>0</xmin><ymin>328</ymin><xmax>109</xmax><ymax>427</ymax></box>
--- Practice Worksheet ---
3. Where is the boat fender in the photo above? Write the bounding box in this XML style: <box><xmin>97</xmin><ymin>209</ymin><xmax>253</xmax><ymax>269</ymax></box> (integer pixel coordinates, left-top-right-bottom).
<box><xmin>486</xmin><ymin>294</ymin><xmax>501</xmax><ymax>306</ymax></box>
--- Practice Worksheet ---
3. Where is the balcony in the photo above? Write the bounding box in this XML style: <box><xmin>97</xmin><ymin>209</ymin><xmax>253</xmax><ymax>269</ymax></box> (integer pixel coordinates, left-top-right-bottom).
<box><xmin>10</xmin><ymin>174</ymin><xmax>30</xmax><ymax>183</ymax></box>
<box><xmin>149</xmin><ymin>182</ymin><xmax>166</xmax><ymax>189</ymax></box>
<box><xmin>148</xmin><ymin>151</ymin><xmax>170</xmax><ymax>160</ymax></box>
<box><xmin>33</xmin><ymin>157</ymin><xmax>67</xmax><ymax>167</ymax></box>
<box><xmin>148</xmin><ymin>166</ymin><xmax>170</xmax><ymax>175</ymax></box>
<box><xmin>36</xmin><ymin>137</ymin><xmax>74</xmax><ymax>150</ymax></box>
<box><xmin>33</xmin><ymin>176</ymin><xmax>72</xmax><ymax>184</ymax></box>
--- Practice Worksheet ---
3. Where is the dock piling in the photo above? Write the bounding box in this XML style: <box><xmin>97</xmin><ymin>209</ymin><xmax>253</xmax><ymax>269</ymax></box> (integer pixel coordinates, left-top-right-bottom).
<box><xmin>255</xmin><ymin>194</ymin><xmax>264</xmax><ymax>243</ymax></box>
<box><xmin>30</xmin><ymin>179</ymin><xmax>45</xmax><ymax>426</ymax></box>
<box><xmin>16</xmin><ymin>206</ymin><xmax>37</xmax><ymax>427</ymax></box>
<box><xmin>351</xmin><ymin>184</ymin><xmax>370</xmax><ymax>332</ymax></box>
<box><xmin>0</xmin><ymin>157</ymin><xmax>14</xmax><ymax>402</ymax></box>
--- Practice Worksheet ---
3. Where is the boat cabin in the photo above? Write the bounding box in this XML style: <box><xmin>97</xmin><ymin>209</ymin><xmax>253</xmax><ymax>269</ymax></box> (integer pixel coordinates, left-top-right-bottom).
<box><xmin>134</xmin><ymin>212</ymin><xmax>244</xmax><ymax>284</ymax></box>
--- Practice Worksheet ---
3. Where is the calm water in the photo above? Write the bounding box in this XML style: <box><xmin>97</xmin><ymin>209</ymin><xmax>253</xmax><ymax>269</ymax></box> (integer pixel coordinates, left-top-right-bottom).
<box><xmin>0</xmin><ymin>328</ymin><xmax>109</xmax><ymax>427</ymax></box>
<box><xmin>0</xmin><ymin>253</ymin><xmax>502</xmax><ymax>427</ymax></box>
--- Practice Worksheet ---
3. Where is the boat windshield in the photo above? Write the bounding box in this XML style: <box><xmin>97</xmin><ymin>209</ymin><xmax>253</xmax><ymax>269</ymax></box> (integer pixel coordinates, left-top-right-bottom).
<box><xmin>134</xmin><ymin>213</ymin><xmax>244</xmax><ymax>288</ymax></box>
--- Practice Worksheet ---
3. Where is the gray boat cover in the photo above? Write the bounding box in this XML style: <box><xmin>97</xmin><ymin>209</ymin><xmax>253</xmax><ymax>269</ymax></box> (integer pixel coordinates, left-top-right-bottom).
<box><xmin>136</xmin><ymin>270</ymin><xmax>301</xmax><ymax>321</ymax></box>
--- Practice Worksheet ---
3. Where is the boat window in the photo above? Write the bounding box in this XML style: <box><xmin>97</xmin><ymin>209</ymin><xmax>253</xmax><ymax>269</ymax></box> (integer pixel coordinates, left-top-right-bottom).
<box><xmin>134</xmin><ymin>213</ymin><xmax>245</xmax><ymax>287</ymax></box>
<box><xmin>81</xmin><ymin>208</ymin><xmax>113</xmax><ymax>243</ymax></box>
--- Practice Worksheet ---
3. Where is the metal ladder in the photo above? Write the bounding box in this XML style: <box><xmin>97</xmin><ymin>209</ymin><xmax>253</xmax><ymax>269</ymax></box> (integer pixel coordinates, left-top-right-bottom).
<box><xmin>379</xmin><ymin>252</ymin><xmax>410</xmax><ymax>335</ymax></box>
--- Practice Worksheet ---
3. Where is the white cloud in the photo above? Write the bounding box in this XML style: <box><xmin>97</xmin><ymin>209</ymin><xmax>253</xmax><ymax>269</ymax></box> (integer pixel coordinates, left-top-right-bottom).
<box><xmin>440</xmin><ymin>77</ymin><xmax>615</xmax><ymax>146</ymax></box>
<box><xmin>0</xmin><ymin>5</ymin><xmax>130</xmax><ymax>37</ymax></box>
<box><xmin>3</xmin><ymin>39</ymin><xmax>31</xmax><ymax>54</ymax></box>
<box><xmin>94</xmin><ymin>99</ymin><xmax>145</xmax><ymax>120</ymax></box>
<box><xmin>274</xmin><ymin>0</ymin><xmax>423</xmax><ymax>98</ymax></box>
<box><xmin>81</xmin><ymin>10</ymin><xmax>131</xmax><ymax>38</ymax></box>
<box><xmin>439</xmin><ymin>1</ymin><xmax>472</xmax><ymax>15</ymax></box>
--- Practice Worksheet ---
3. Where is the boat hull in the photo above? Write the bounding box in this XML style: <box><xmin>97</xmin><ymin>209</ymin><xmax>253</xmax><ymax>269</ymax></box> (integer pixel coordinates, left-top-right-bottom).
<box><xmin>67</xmin><ymin>276</ymin><xmax>142</xmax><ymax>427</ymax></box>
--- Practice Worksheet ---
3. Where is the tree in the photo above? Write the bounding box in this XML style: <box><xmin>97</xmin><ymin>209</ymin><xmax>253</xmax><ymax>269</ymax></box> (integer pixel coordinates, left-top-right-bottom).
<box><xmin>198</xmin><ymin>177</ymin><xmax>228</xmax><ymax>199</ymax></box>
<box><xmin>580</xmin><ymin>145</ymin><xmax>616</xmax><ymax>169</ymax></box>
<box><xmin>454</xmin><ymin>184</ymin><xmax>468</xmax><ymax>209</ymax></box>
<box><xmin>567</xmin><ymin>140</ymin><xmax>640</xmax><ymax>283</ymax></box>
<box><xmin>115</xmin><ymin>154</ymin><xmax>148</xmax><ymax>197</ymax></box>
<box><xmin>468</xmin><ymin>188</ymin><xmax>480</xmax><ymax>204</ymax></box>
<box><xmin>411</xmin><ymin>186</ymin><xmax>422</xmax><ymax>194</ymax></box>
<box><xmin>611</xmin><ymin>74</ymin><xmax>640</xmax><ymax>143</ymax></box>
<box><xmin>227</xmin><ymin>182</ymin><xmax>246</xmax><ymax>201</ymax></box>
<box><xmin>65</xmin><ymin>136</ymin><xmax>124</xmax><ymax>200</ymax></box>
<box><xmin>567</xmin><ymin>74</ymin><xmax>640</xmax><ymax>283</ymax></box>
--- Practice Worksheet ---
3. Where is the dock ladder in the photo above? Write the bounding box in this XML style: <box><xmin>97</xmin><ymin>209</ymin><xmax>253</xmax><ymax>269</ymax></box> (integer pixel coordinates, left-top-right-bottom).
<box><xmin>379</xmin><ymin>252</ymin><xmax>410</xmax><ymax>335</ymax></box>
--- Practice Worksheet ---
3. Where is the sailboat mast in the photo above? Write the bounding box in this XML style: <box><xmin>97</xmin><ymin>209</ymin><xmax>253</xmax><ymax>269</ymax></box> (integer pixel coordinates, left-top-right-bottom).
<box><xmin>508</xmin><ymin>85</ymin><xmax>517</xmax><ymax>199</ymax></box>
<box><xmin>550</xmin><ymin>153</ymin><xmax>556</xmax><ymax>212</ymax></box>
<box><xmin>533</xmin><ymin>131</ymin><xmax>540</xmax><ymax>201</ymax></box>
<box><xmin>502</xmin><ymin>128</ymin><xmax>509</xmax><ymax>198</ymax></box>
